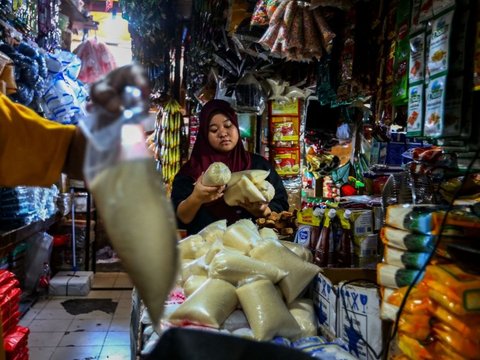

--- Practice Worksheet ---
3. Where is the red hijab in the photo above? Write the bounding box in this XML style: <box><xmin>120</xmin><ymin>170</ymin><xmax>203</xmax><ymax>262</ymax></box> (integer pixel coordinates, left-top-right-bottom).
<box><xmin>180</xmin><ymin>99</ymin><xmax>252</xmax><ymax>180</ymax></box>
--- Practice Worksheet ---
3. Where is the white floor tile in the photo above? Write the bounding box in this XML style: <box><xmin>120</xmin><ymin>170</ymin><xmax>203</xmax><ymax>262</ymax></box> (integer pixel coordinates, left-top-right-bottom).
<box><xmin>50</xmin><ymin>345</ymin><xmax>102</xmax><ymax>360</ymax></box>
<box><xmin>94</xmin><ymin>272</ymin><xmax>119</xmax><ymax>279</ymax></box>
<box><xmin>99</xmin><ymin>345</ymin><xmax>131</xmax><ymax>360</ymax></box>
<box><xmin>73</xmin><ymin>309</ymin><xmax>114</xmax><ymax>320</ymax></box>
<box><xmin>67</xmin><ymin>318</ymin><xmax>111</xmax><ymax>332</ymax></box>
<box><xmin>28</xmin><ymin>332</ymin><xmax>65</xmax><ymax>347</ymax></box>
<box><xmin>87</xmin><ymin>290</ymin><xmax>122</xmax><ymax>299</ymax></box>
<box><xmin>28</xmin><ymin>346</ymin><xmax>56</xmax><ymax>360</ymax></box>
<box><xmin>18</xmin><ymin>316</ymin><xmax>33</xmax><ymax>328</ymax></box>
<box><xmin>29</xmin><ymin>319</ymin><xmax>73</xmax><ymax>332</ymax></box>
<box><xmin>119</xmin><ymin>290</ymin><xmax>133</xmax><ymax>299</ymax></box>
<box><xmin>104</xmin><ymin>331</ymin><xmax>130</xmax><ymax>346</ymax></box>
<box><xmin>109</xmin><ymin>317</ymin><xmax>131</xmax><ymax>332</ymax></box>
<box><xmin>58</xmin><ymin>330</ymin><xmax>107</xmax><ymax>346</ymax></box>
<box><xmin>35</xmin><ymin>307</ymin><xmax>76</xmax><ymax>320</ymax></box>
<box><xmin>42</xmin><ymin>298</ymin><xmax>71</xmax><ymax>309</ymax></box>
<box><xmin>19</xmin><ymin>308</ymin><xmax>42</xmax><ymax>321</ymax></box>
<box><xmin>93</xmin><ymin>278</ymin><xmax>116</xmax><ymax>288</ymax></box>
<box><xmin>31</xmin><ymin>300</ymin><xmax>48</xmax><ymax>310</ymax></box>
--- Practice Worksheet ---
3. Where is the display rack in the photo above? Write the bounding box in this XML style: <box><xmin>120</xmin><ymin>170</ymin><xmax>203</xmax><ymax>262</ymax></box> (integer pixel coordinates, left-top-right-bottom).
<box><xmin>0</xmin><ymin>215</ymin><xmax>59</xmax><ymax>260</ymax></box>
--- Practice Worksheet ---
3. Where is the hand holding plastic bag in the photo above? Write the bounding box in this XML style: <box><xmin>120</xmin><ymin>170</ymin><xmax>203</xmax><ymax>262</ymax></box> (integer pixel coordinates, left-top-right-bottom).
<box><xmin>80</xmin><ymin>68</ymin><xmax>178</xmax><ymax>330</ymax></box>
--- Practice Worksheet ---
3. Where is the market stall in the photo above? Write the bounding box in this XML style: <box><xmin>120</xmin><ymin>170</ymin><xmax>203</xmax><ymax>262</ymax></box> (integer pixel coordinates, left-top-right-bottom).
<box><xmin>120</xmin><ymin>0</ymin><xmax>480</xmax><ymax>359</ymax></box>
<box><xmin>0</xmin><ymin>0</ymin><xmax>478</xmax><ymax>359</ymax></box>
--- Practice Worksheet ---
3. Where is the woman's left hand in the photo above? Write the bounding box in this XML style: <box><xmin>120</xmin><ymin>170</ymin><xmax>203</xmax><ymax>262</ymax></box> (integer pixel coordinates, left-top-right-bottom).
<box><xmin>238</xmin><ymin>199</ymin><xmax>271</xmax><ymax>218</ymax></box>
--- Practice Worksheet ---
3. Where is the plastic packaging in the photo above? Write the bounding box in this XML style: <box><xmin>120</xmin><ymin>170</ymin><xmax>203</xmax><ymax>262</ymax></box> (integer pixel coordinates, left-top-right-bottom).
<box><xmin>288</xmin><ymin>299</ymin><xmax>317</xmax><ymax>338</ymax></box>
<box><xmin>178</xmin><ymin>235</ymin><xmax>205</xmax><ymax>260</ymax></box>
<box><xmin>198</xmin><ymin>219</ymin><xmax>227</xmax><ymax>244</ymax></box>
<box><xmin>80</xmin><ymin>87</ymin><xmax>178</xmax><ymax>329</ymax></box>
<box><xmin>223</xmin><ymin>220</ymin><xmax>263</xmax><ymax>253</ymax></box>
<box><xmin>433</xmin><ymin>322</ymin><xmax>480</xmax><ymax>359</ymax></box>
<box><xmin>202</xmin><ymin>162</ymin><xmax>232</xmax><ymax>186</ymax></box>
<box><xmin>181</xmin><ymin>256</ymin><xmax>208</xmax><ymax>282</ymax></box>
<box><xmin>208</xmin><ymin>250</ymin><xmax>288</xmax><ymax>286</ymax></box>
<box><xmin>377</xmin><ymin>263</ymin><xmax>423</xmax><ymax>289</ymax></box>
<box><xmin>236</xmin><ymin>279</ymin><xmax>302</xmax><ymax>340</ymax></box>
<box><xmin>383</xmin><ymin>246</ymin><xmax>430</xmax><ymax>270</ymax></box>
<box><xmin>425</xmin><ymin>263</ymin><xmax>480</xmax><ymax>314</ymax></box>
<box><xmin>250</xmin><ymin>239</ymin><xmax>320</xmax><ymax>303</ymax></box>
<box><xmin>183</xmin><ymin>275</ymin><xmax>208</xmax><ymax>298</ymax></box>
<box><xmin>169</xmin><ymin>278</ymin><xmax>238</xmax><ymax>328</ymax></box>
<box><xmin>280</xmin><ymin>241</ymin><xmax>313</xmax><ymax>262</ymax></box>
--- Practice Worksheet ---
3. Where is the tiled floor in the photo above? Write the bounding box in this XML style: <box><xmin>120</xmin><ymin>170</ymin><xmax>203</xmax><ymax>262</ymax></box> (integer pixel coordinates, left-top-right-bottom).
<box><xmin>19</xmin><ymin>272</ymin><xmax>133</xmax><ymax>360</ymax></box>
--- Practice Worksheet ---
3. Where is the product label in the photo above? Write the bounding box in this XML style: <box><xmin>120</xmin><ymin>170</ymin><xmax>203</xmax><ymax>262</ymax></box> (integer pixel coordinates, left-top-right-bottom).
<box><xmin>409</xmin><ymin>32</ymin><xmax>425</xmax><ymax>83</ymax></box>
<box><xmin>271</xmin><ymin>99</ymin><xmax>299</xmax><ymax>115</ymax></box>
<box><xmin>427</xmin><ymin>10</ymin><xmax>454</xmax><ymax>78</ymax></box>
<box><xmin>294</xmin><ymin>225</ymin><xmax>313</xmax><ymax>247</ymax></box>
<box><xmin>424</xmin><ymin>74</ymin><xmax>447</xmax><ymax>138</ymax></box>
<box><xmin>273</xmin><ymin>148</ymin><xmax>300</xmax><ymax>176</ymax></box>
<box><xmin>410</xmin><ymin>0</ymin><xmax>425</xmax><ymax>33</ymax></box>
<box><xmin>407</xmin><ymin>83</ymin><xmax>424</xmax><ymax>136</ymax></box>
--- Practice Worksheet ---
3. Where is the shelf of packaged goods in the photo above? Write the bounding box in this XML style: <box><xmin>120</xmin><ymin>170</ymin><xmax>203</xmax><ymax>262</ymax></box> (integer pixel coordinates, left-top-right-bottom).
<box><xmin>0</xmin><ymin>215</ymin><xmax>59</xmax><ymax>259</ymax></box>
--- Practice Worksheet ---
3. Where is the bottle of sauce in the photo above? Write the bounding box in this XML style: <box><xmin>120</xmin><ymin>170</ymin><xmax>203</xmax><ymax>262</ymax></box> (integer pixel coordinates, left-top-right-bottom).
<box><xmin>337</xmin><ymin>209</ymin><xmax>354</xmax><ymax>268</ymax></box>
<box><xmin>308</xmin><ymin>206</ymin><xmax>325</xmax><ymax>253</ymax></box>
<box><xmin>314</xmin><ymin>209</ymin><xmax>336</xmax><ymax>267</ymax></box>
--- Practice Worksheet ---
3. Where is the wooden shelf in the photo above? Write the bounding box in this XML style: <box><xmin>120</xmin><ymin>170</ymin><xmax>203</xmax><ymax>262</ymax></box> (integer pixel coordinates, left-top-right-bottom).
<box><xmin>0</xmin><ymin>215</ymin><xmax>59</xmax><ymax>258</ymax></box>
<box><xmin>60</xmin><ymin>0</ymin><xmax>98</xmax><ymax>30</ymax></box>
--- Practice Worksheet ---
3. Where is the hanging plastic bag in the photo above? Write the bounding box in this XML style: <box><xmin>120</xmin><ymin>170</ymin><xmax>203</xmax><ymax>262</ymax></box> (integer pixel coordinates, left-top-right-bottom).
<box><xmin>234</xmin><ymin>72</ymin><xmax>266</xmax><ymax>114</ymax></box>
<box><xmin>80</xmin><ymin>87</ymin><xmax>179</xmax><ymax>330</ymax></box>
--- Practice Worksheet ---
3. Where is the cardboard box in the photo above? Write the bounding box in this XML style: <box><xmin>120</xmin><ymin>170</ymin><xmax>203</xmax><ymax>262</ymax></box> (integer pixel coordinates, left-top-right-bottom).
<box><xmin>49</xmin><ymin>271</ymin><xmax>93</xmax><ymax>296</ymax></box>
<box><xmin>313</xmin><ymin>269</ymin><xmax>382</xmax><ymax>360</ymax></box>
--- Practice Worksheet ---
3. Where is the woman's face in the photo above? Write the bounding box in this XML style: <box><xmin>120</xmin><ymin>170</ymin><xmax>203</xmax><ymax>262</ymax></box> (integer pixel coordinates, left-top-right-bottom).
<box><xmin>208</xmin><ymin>113</ymin><xmax>239</xmax><ymax>153</ymax></box>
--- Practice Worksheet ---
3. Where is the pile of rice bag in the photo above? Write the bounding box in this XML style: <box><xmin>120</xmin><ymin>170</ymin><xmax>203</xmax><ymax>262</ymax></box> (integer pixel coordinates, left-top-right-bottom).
<box><xmin>379</xmin><ymin>204</ymin><xmax>480</xmax><ymax>359</ymax></box>
<box><xmin>382</xmin><ymin>264</ymin><xmax>480</xmax><ymax>360</ymax></box>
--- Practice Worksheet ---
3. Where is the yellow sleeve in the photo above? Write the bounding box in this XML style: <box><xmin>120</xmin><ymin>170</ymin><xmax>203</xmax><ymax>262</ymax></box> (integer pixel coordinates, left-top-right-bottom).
<box><xmin>0</xmin><ymin>93</ymin><xmax>76</xmax><ymax>187</ymax></box>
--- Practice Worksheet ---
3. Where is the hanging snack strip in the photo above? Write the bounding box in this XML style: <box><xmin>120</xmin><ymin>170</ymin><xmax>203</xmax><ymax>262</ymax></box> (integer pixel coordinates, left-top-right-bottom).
<box><xmin>155</xmin><ymin>99</ymin><xmax>183</xmax><ymax>185</ymax></box>
<box><xmin>258</xmin><ymin>0</ymin><xmax>334</xmax><ymax>62</ymax></box>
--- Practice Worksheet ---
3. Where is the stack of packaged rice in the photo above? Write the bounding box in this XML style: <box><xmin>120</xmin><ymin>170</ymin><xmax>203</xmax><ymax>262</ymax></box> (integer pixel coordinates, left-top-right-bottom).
<box><xmin>378</xmin><ymin>204</ymin><xmax>480</xmax><ymax>359</ymax></box>
<box><xmin>140</xmin><ymin>218</ymin><xmax>358</xmax><ymax>359</ymax></box>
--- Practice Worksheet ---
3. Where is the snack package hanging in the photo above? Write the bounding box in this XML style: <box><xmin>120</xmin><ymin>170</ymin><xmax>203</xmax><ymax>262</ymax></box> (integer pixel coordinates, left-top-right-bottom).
<box><xmin>80</xmin><ymin>87</ymin><xmax>179</xmax><ymax>330</ymax></box>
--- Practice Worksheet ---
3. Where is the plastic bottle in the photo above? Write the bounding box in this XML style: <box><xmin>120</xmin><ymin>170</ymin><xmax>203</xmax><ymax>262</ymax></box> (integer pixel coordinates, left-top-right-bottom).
<box><xmin>337</xmin><ymin>209</ymin><xmax>354</xmax><ymax>268</ymax></box>
<box><xmin>309</xmin><ymin>206</ymin><xmax>325</xmax><ymax>252</ymax></box>
<box><xmin>314</xmin><ymin>209</ymin><xmax>336</xmax><ymax>267</ymax></box>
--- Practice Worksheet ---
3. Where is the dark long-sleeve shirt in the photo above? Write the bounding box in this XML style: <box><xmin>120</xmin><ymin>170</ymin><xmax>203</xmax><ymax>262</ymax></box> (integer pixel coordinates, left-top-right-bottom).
<box><xmin>171</xmin><ymin>153</ymin><xmax>289</xmax><ymax>235</ymax></box>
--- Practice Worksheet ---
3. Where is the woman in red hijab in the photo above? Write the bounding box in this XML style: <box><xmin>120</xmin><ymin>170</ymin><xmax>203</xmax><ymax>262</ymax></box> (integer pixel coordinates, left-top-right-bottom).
<box><xmin>171</xmin><ymin>99</ymin><xmax>288</xmax><ymax>235</ymax></box>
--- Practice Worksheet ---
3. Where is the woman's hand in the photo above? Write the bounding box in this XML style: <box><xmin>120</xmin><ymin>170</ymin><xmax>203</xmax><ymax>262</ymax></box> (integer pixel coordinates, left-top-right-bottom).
<box><xmin>177</xmin><ymin>173</ymin><xmax>225</xmax><ymax>225</ymax></box>
<box><xmin>238</xmin><ymin>199</ymin><xmax>271</xmax><ymax>218</ymax></box>
<box><xmin>191</xmin><ymin>174</ymin><xmax>226</xmax><ymax>204</ymax></box>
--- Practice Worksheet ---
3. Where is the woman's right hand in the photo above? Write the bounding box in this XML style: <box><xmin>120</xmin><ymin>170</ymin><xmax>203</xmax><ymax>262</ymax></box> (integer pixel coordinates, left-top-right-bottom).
<box><xmin>191</xmin><ymin>174</ymin><xmax>225</xmax><ymax>204</ymax></box>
